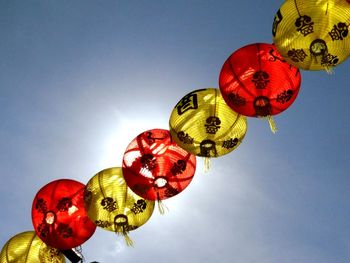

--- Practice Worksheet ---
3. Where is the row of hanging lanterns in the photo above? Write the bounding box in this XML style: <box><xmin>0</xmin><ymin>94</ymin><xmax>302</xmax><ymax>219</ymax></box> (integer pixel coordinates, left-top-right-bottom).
<box><xmin>2</xmin><ymin>0</ymin><xmax>350</xmax><ymax>262</ymax></box>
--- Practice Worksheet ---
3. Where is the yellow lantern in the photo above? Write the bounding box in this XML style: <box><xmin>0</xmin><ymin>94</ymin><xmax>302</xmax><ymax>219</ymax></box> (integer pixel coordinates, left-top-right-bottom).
<box><xmin>169</xmin><ymin>88</ymin><xmax>247</xmax><ymax>169</ymax></box>
<box><xmin>0</xmin><ymin>231</ymin><xmax>65</xmax><ymax>263</ymax></box>
<box><xmin>272</xmin><ymin>0</ymin><xmax>350</xmax><ymax>71</ymax></box>
<box><xmin>84</xmin><ymin>167</ymin><xmax>155</xmax><ymax>246</ymax></box>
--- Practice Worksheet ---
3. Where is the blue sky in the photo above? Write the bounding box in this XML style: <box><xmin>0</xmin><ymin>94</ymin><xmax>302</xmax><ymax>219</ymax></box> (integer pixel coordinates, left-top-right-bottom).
<box><xmin>1</xmin><ymin>1</ymin><xmax>350</xmax><ymax>262</ymax></box>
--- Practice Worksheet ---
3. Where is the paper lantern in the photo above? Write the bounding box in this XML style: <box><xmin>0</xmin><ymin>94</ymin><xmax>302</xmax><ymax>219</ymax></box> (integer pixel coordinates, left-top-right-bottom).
<box><xmin>219</xmin><ymin>43</ymin><xmax>301</xmax><ymax>132</ymax></box>
<box><xmin>0</xmin><ymin>231</ymin><xmax>65</xmax><ymax>263</ymax></box>
<box><xmin>169</xmin><ymin>88</ymin><xmax>247</xmax><ymax>167</ymax></box>
<box><xmin>32</xmin><ymin>179</ymin><xmax>96</xmax><ymax>250</ymax></box>
<box><xmin>84</xmin><ymin>167</ymin><xmax>155</xmax><ymax>246</ymax></box>
<box><xmin>122</xmin><ymin>128</ymin><xmax>196</xmax><ymax>210</ymax></box>
<box><xmin>272</xmin><ymin>0</ymin><xmax>350</xmax><ymax>71</ymax></box>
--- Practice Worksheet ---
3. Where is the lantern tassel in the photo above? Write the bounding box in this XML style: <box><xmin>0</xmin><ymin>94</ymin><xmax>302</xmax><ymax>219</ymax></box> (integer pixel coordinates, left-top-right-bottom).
<box><xmin>267</xmin><ymin>115</ymin><xmax>277</xmax><ymax>134</ymax></box>
<box><xmin>39</xmin><ymin>244</ymin><xmax>62</xmax><ymax>263</ymax></box>
<box><xmin>157</xmin><ymin>199</ymin><xmax>168</xmax><ymax>215</ymax></box>
<box><xmin>203</xmin><ymin>157</ymin><xmax>211</xmax><ymax>172</ymax></box>
<box><xmin>122</xmin><ymin>231</ymin><xmax>134</xmax><ymax>247</ymax></box>
<box><xmin>114</xmin><ymin>216</ymin><xmax>134</xmax><ymax>247</ymax></box>
<box><xmin>324</xmin><ymin>66</ymin><xmax>334</xmax><ymax>75</ymax></box>
<box><xmin>115</xmin><ymin>227</ymin><xmax>134</xmax><ymax>247</ymax></box>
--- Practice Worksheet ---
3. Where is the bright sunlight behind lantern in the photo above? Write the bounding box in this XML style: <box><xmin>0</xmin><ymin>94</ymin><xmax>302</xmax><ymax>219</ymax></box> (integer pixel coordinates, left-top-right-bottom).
<box><xmin>97</xmin><ymin>109</ymin><xmax>168</xmax><ymax>169</ymax></box>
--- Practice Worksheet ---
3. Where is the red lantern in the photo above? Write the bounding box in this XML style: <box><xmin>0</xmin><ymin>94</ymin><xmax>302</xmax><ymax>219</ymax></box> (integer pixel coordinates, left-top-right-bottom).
<box><xmin>122</xmin><ymin>129</ymin><xmax>196</xmax><ymax>211</ymax></box>
<box><xmin>219</xmin><ymin>43</ymin><xmax>301</xmax><ymax>132</ymax></box>
<box><xmin>32</xmin><ymin>179</ymin><xmax>96</xmax><ymax>250</ymax></box>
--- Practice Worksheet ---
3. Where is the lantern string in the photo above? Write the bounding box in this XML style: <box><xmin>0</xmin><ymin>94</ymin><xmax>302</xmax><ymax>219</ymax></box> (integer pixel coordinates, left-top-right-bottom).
<box><xmin>157</xmin><ymin>199</ymin><xmax>168</xmax><ymax>215</ymax></box>
<box><xmin>203</xmin><ymin>157</ymin><xmax>211</xmax><ymax>172</ymax></box>
<box><xmin>267</xmin><ymin>115</ymin><xmax>277</xmax><ymax>134</ymax></box>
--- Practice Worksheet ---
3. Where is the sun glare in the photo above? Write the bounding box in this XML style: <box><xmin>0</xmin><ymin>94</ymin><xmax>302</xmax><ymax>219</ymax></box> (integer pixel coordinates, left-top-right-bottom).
<box><xmin>97</xmin><ymin>111</ymin><xmax>168</xmax><ymax>169</ymax></box>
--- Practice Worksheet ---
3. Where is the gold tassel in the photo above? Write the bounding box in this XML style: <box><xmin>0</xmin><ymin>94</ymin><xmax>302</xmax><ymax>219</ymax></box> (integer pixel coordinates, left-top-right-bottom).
<box><xmin>39</xmin><ymin>244</ymin><xmax>62</xmax><ymax>263</ymax></box>
<box><xmin>157</xmin><ymin>199</ymin><xmax>168</xmax><ymax>215</ymax></box>
<box><xmin>324</xmin><ymin>66</ymin><xmax>334</xmax><ymax>75</ymax></box>
<box><xmin>267</xmin><ymin>115</ymin><xmax>277</xmax><ymax>134</ymax></box>
<box><xmin>114</xmin><ymin>214</ymin><xmax>134</xmax><ymax>247</ymax></box>
<box><xmin>122</xmin><ymin>231</ymin><xmax>134</xmax><ymax>247</ymax></box>
<box><xmin>203</xmin><ymin>157</ymin><xmax>211</xmax><ymax>172</ymax></box>
<box><xmin>115</xmin><ymin>230</ymin><xmax>134</xmax><ymax>247</ymax></box>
